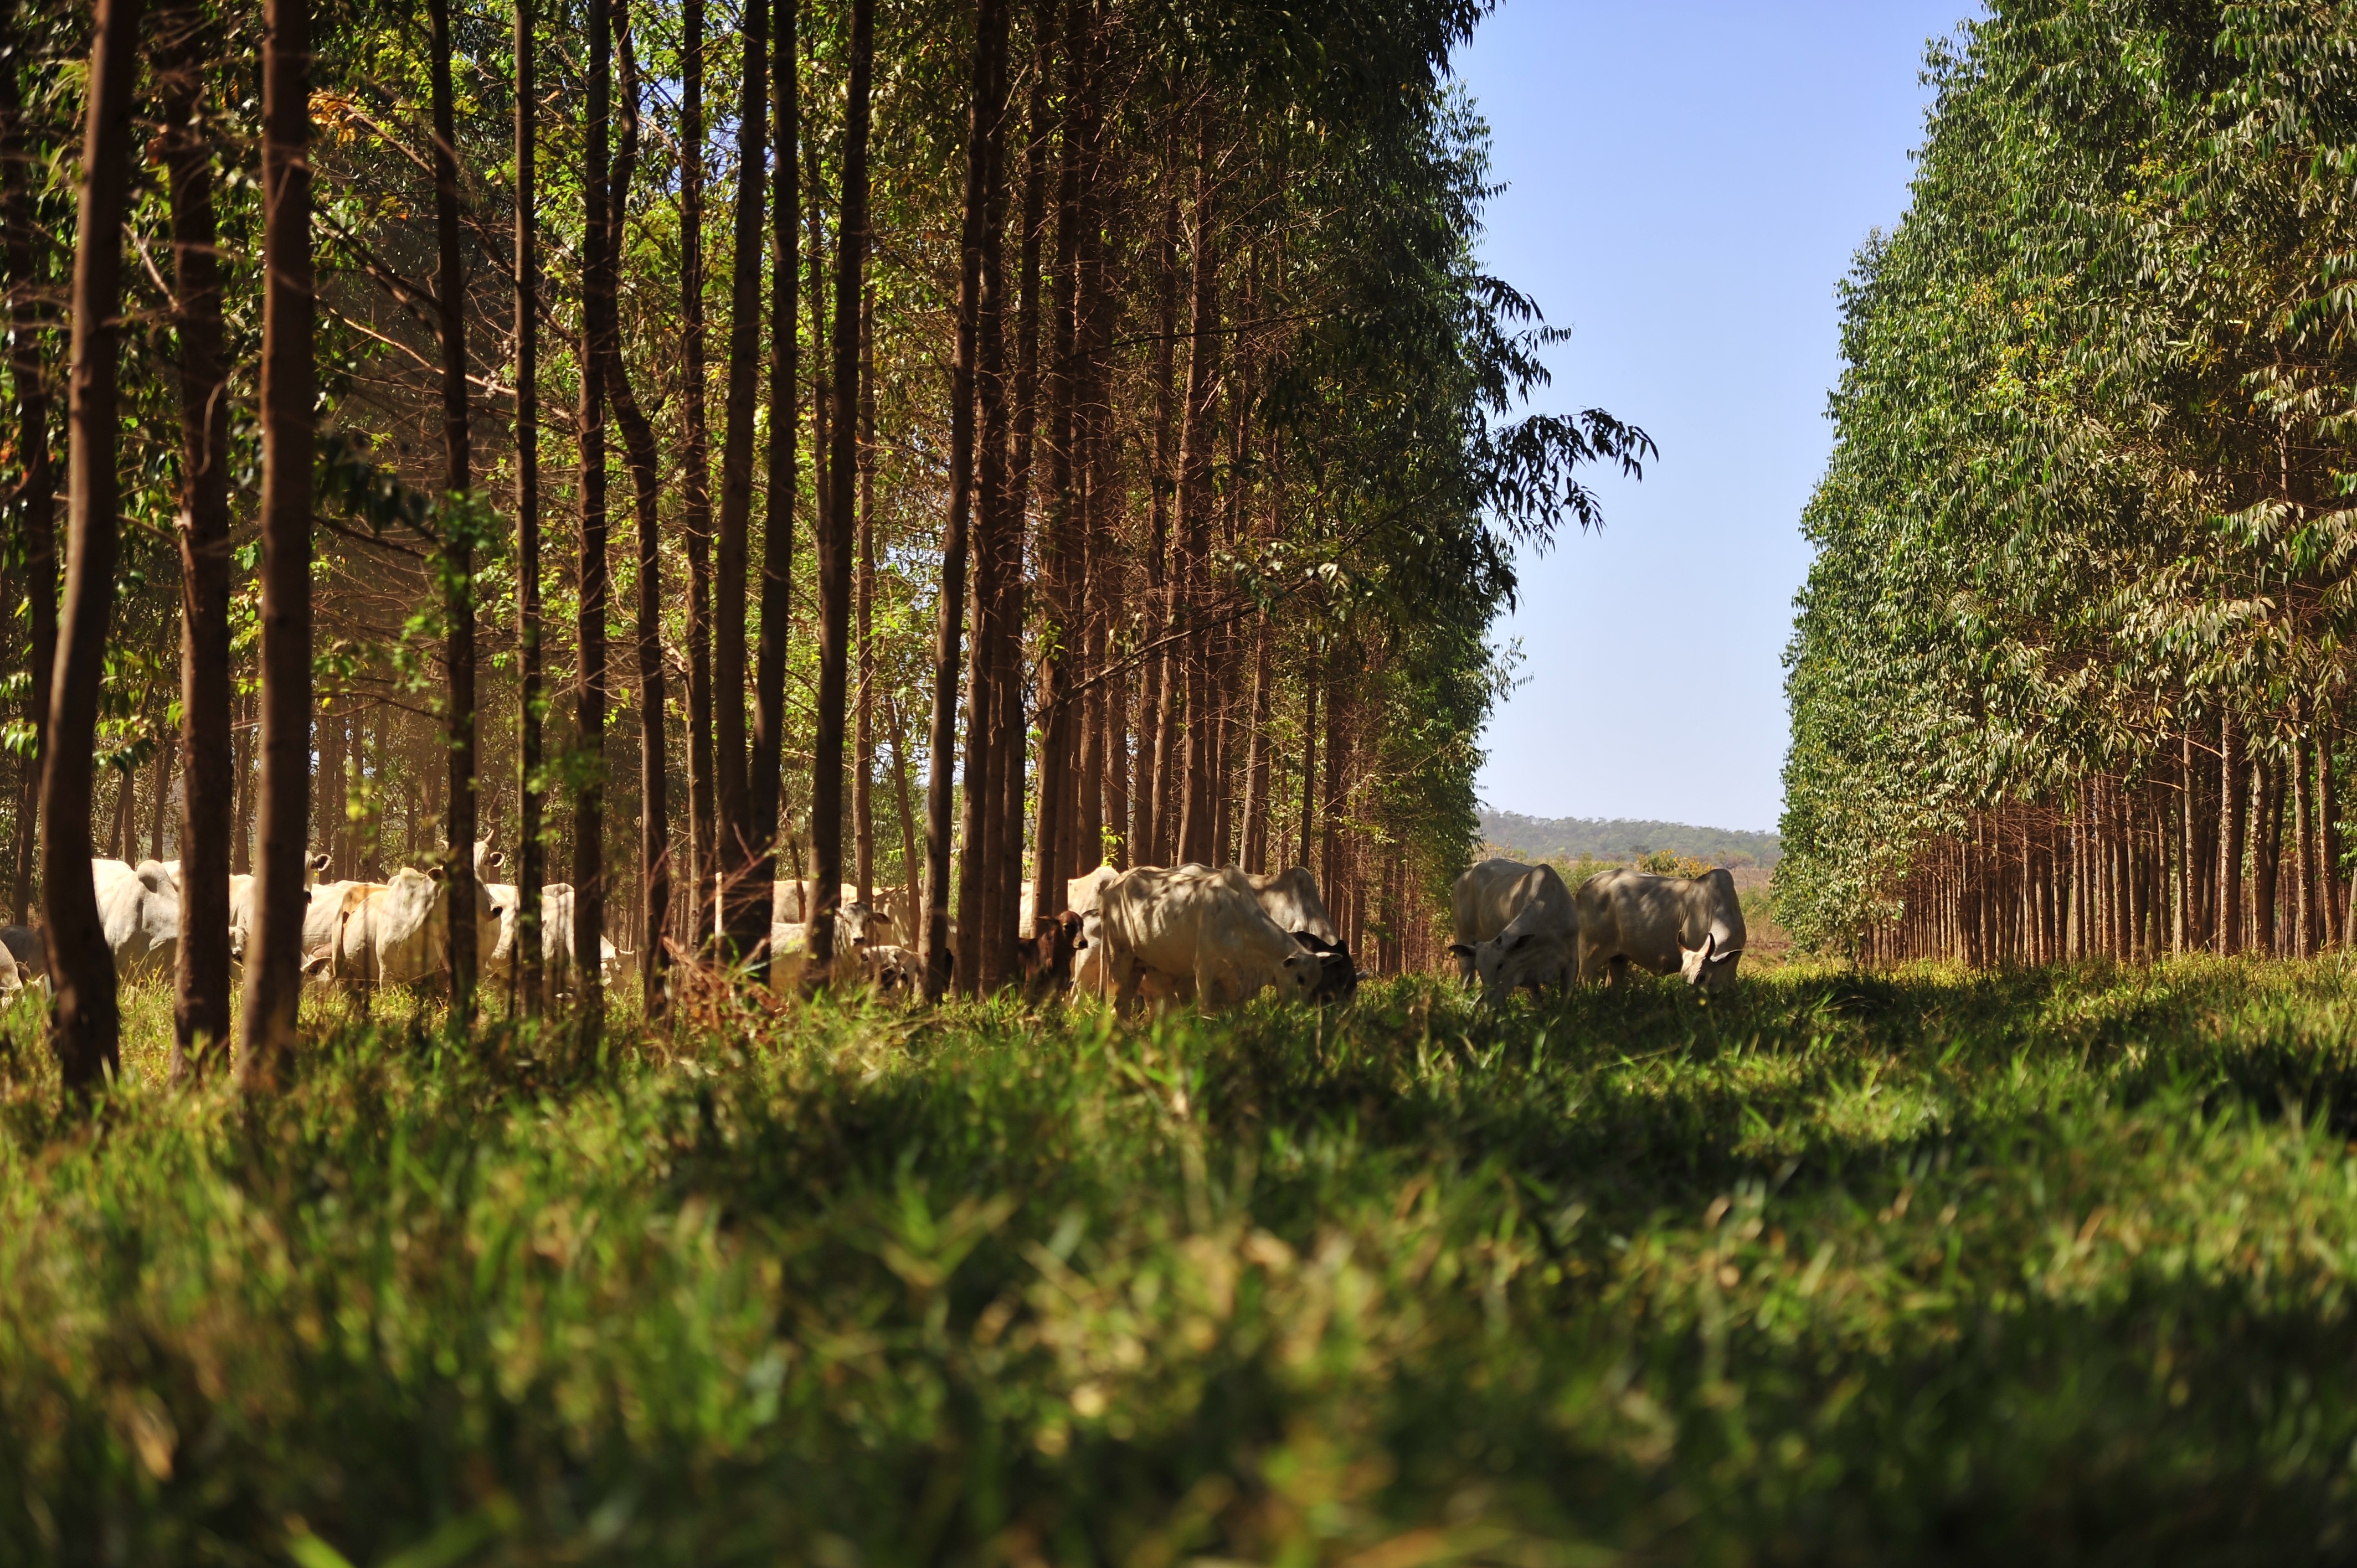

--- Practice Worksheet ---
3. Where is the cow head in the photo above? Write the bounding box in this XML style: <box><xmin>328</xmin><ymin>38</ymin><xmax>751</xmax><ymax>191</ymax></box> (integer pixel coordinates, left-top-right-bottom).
<box><xmin>1445</xmin><ymin>941</ymin><xmax>1479</xmax><ymax>987</ymax></box>
<box><xmin>1679</xmin><ymin>930</ymin><xmax>1743</xmax><ymax>996</ymax></box>
<box><xmin>1294</xmin><ymin>931</ymin><xmax>1358</xmax><ymax>1004</ymax></box>
<box><xmin>1474</xmin><ymin>930</ymin><xmax>1571</xmax><ymax>1007</ymax></box>
<box><xmin>1275</xmin><ymin>948</ymin><xmax>1321</xmax><ymax>1003</ymax></box>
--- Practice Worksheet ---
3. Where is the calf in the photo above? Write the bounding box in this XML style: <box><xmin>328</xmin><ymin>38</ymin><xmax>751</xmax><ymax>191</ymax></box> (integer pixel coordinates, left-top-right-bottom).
<box><xmin>1450</xmin><ymin>859</ymin><xmax>1550</xmax><ymax>985</ymax></box>
<box><xmin>1575</xmin><ymin>866</ymin><xmax>1747</xmax><ymax>996</ymax></box>
<box><xmin>1451</xmin><ymin>863</ymin><xmax>1577</xmax><ymax>1006</ymax></box>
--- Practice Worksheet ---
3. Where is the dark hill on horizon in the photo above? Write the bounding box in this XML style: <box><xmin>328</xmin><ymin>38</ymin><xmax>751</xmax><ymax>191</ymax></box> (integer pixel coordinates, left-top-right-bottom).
<box><xmin>1477</xmin><ymin>809</ymin><xmax>1781</xmax><ymax>868</ymax></box>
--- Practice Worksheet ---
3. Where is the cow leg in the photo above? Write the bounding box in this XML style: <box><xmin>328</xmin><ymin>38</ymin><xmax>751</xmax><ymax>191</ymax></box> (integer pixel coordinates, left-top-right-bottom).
<box><xmin>1110</xmin><ymin>950</ymin><xmax>1143</xmax><ymax>1018</ymax></box>
<box><xmin>1607</xmin><ymin>954</ymin><xmax>1629</xmax><ymax>989</ymax></box>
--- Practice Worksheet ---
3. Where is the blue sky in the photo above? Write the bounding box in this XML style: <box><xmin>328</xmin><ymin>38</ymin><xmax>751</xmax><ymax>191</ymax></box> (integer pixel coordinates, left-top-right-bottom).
<box><xmin>1455</xmin><ymin>1</ymin><xmax>1978</xmax><ymax>833</ymax></box>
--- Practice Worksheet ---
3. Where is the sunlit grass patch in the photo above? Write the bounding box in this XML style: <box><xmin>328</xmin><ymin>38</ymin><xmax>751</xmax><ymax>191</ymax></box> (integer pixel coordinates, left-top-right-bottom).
<box><xmin>8</xmin><ymin>960</ymin><xmax>2357</xmax><ymax>1562</ymax></box>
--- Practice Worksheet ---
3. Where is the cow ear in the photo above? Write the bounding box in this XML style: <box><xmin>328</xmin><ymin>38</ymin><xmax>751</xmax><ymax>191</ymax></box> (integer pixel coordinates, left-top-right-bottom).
<box><xmin>1447</xmin><ymin>942</ymin><xmax>1474</xmax><ymax>957</ymax></box>
<box><xmin>1504</xmin><ymin>932</ymin><xmax>1528</xmax><ymax>952</ymax></box>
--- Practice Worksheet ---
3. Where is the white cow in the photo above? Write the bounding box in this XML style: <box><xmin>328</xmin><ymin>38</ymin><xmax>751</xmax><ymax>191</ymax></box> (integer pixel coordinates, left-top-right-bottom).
<box><xmin>1452</xmin><ymin>863</ymin><xmax>1577</xmax><ymax>1006</ymax></box>
<box><xmin>1247</xmin><ymin>866</ymin><xmax>1359</xmax><ymax>1003</ymax></box>
<box><xmin>1574</xmin><ymin>866</ymin><xmax>1748</xmax><ymax>996</ymax></box>
<box><xmin>1449</xmin><ymin>858</ymin><xmax>1552</xmax><ymax>985</ymax></box>
<box><xmin>328</xmin><ymin>864</ymin><xmax>503</xmax><ymax>988</ymax></box>
<box><xmin>1096</xmin><ymin>864</ymin><xmax>1321</xmax><ymax>1015</ymax></box>
<box><xmin>528</xmin><ymin>882</ymin><xmax>625</xmax><ymax>995</ymax></box>
<box><xmin>97</xmin><ymin>858</ymin><xmax>180</xmax><ymax>978</ymax></box>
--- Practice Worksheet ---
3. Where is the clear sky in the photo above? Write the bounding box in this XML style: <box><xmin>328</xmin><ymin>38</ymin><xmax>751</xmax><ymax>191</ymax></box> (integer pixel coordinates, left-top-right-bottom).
<box><xmin>1455</xmin><ymin>1</ymin><xmax>1979</xmax><ymax>833</ymax></box>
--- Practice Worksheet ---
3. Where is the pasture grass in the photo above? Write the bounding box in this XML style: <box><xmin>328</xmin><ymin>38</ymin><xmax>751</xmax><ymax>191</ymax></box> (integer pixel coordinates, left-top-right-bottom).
<box><xmin>8</xmin><ymin>958</ymin><xmax>2357</xmax><ymax>1563</ymax></box>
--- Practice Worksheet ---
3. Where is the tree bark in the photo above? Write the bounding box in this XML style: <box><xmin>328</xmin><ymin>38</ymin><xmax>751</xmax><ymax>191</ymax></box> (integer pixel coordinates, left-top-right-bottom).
<box><xmin>576</xmin><ymin>0</ymin><xmax>612</xmax><ymax>1035</ymax></box>
<box><xmin>2255</xmin><ymin>752</ymin><xmax>2282</xmax><ymax>956</ymax></box>
<box><xmin>42</xmin><ymin>0</ymin><xmax>142</xmax><ymax>1092</ymax></box>
<box><xmin>714</xmin><ymin>0</ymin><xmax>768</xmax><ymax>955</ymax></box>
<box><xmin>241</xmin><ymin>0</ymin><xmax>312</xmax><ymax>1084</ymax></box>
<box><xmin>605</xmin><ymin>0</ymin><xmax>668</xmax><ymax>1013</ymax></box>
<box><xmin>0</xmin><ymin>26</ymin><xmax>53</xmax><ymax>927</ymax></box>
<box><xmin>810</xmin><ymin>0</ymin><xmax>873</xmax><ymax>981</ymax></box>
<box><xmin>513</xmin><ymin>0</ymin><xmax>544</xmax><ymax>1013</ymax></box>
<box><xmin>161</xmin><ymin>0</ymin><xmax>232</xmax><ymax>1072</ymax></box>
<box><xmin>854</xmin><ymin>288</ymin><xmax>876</xmax><ymax>903</ymax></box>
<box><xmin>678</xmin><ymin>0</ymin><xmax>715</xmax><ymax>950</ymax></box>
<box><xmin>929</xmin><ymin>0</ymin><xmax>1006</xmax><ymax>997</ymax></box>
<box><xmin>1173</xmin><ymin>121</ymin><xmax>1219</xmax><ymax>865</ymax></box>
<box><xmin>427</xmin><ymin>0</ymin><xmax>477</xmax><ymax>1014</ymax></box>
<box><xmin>1027</xmin><ymin>1</ymin><xmax>1081</xmax><ymax>924</ymax></box>
<box><xmin>748</xmin><ymin>0</ymin><xmax>798</xmax><ymax>945</ymax></box>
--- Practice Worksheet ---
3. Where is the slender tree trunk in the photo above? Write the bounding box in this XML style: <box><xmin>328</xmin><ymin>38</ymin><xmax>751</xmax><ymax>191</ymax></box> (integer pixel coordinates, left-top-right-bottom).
<box><xmin>680</xmin><ymin>0</ymin><xmax>716</xmax><ymax>948</ymax></box>
<box><xmin>2323</xmin><ymin>720</ymin><xmax>2343</xmax><ymax>947</ymax></box>
<box><xmin>1136</xmin><ymin>156</ymin><xmax>1177</xmax><ymax>867</ymax></box>
<box><xmin>953</xmin><ymin>0</ymin><xmax>1013</xmax><ymax>993</ymax></box>
<box><xmin>513</xmin><ymin>0</ymin><xmax>544</xmax><ymax>1013</ymax></box>
<box><xmin>147</xmin><ymin>732</ymin><xmax>169</xmax><ymax>863</ymax></box>
<box><xmin>606</xmin><ymin>0</ymin><xmax>668</xmax><ymax>1012</ymax></box>
<box><xmin>713</xmin><ymin>0</ymin><xmax>768</xmax><ymax>955</ymax></box>
<box><xmin>2296</xmin><ymin>731</ymin><xmax>2315</xmax><ymax>957</ymax></box>
<box><xmin>576</xmin><ymin>0</ymin><xmax>613</xmax><ymax>1034</ymax></box>
<box><xmin>928</xmin><ymin>0</ymin><xmax>1006</xmax><ymax>997</ymax></box>
<box><xmin>1028</xmin><ymin>5</ymin><xmax>1080</xmax><ymax>923</ymax></box>
<box><xmin>1298</xmin><ymin>656</ymin><xmax>1318</xmax><ymax>869</ymax></box>
<box><xmin>984</xmin><ymin>7</ymin><xmax>1048</xmax><ymax>990</ymax></box>
<box><xmin>242</xmin><ymin>0</ymin><xmax>313</xmax><ymax>1083</ymax></box>
<box><xmin>426</xmin><ymin>0</ymin><xmax>478</xmax><ymax>1013</ymax></box>
<box><xmin>161</xmin><ymin>0</ymin><xmax>232</xmax><ymax>1072</ymax></box>
<box><xmin>1</xmin><ymin>27</ymin><xmax>53</xmax><ymax>927</ymax></box>
<box><xmin>43</xmin><ymin>0</ymin><xmax>141</xmax><ymax>1092</ymax></box>
<box><xmin>232</xmin><ymin>687</ymin><xmax>255</xmax><ymax>876</ymax></box>
<box><xmin>887</xmin><ymin>692</ymin><xmax>919</xmax><ymax>943</ymax></box>
<box><xmin>749</xmin><ymin>0</ymin><xmax>799</xmax><ymax>943</ymax></box>
<box><xmin>1239</xmin><ymin>614</ymin><xmax>1272</xmax><ymax>872</ymax></box>
<box><xmin>853</xmin><ymin>288</ymin><xmax>876</xmax><ymax>903</ymax></box>
<box><xmin>809</xmin><ymin>0</ymin><xmax>873</xmax><ymax>981</ymax></box>
<box><xmin>1174</xmin><ymin>121</ymin><xmax>1219</xmax><ymax>865</ymax></box>
<box><xmin>2256</xmin><ymin>752</ymin><xmax>2282</xmax><ymax>956</ymax></box>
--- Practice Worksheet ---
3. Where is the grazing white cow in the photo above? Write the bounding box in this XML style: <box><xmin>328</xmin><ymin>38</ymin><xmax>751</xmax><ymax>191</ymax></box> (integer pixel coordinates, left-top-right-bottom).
<box><xmin>1247</xmin><ymin>866</ymin><xmax>1360</xmax><ymax>1003</ymax></box>
<box><xmin>328</xmin><ymin>864</ymin><xmax>503</xmax><ymax>988</ymax></box>
<box><xmin>1450</xmin><ymin>858</ymin><xmax>1558</xmax><ymax>985</ymax></box>
<box><xmin>0</xmin><ymin>935</ymin><xmax>20</xmax><ymax>997</ymax></box>
<box><xmin>531</xmin><ymin>882</ymin><xmax>625</xmax><ymax>994</ymax></box>
<box><xmin>1450</xmin><ymin>863</ymin><xmax>1577</xmax><ymax>1006</ymax></box>
<box><xmin>1574</xmin><ymin>866</ymin><xmax>1748</xmax><ymax>996</ymax></box>
<box><xmin>1097</xmin><ymin>864</ymin><xmax>1320</xmax><ymax>1015</ymax></box>
<box><xmin>303</xmin><ymin>879</ymin><xmax>388</xmax><ymax>964</ymax></box>
<box><xmin>97</xmin><ymin>858</ymin><xmax>181</xmax><ymax>978</ymax></box>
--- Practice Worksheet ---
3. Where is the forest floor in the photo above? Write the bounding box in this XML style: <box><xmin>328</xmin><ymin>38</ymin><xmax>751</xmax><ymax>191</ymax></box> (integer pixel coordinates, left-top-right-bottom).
<box><xmin>8</xmin><ymin>958</ymin><xmax>2357</xmax><ymax>1564</ymax></box>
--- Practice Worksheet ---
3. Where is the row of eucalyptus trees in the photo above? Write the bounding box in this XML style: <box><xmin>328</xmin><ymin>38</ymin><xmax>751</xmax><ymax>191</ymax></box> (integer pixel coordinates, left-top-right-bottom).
<box><xmin>1780</xmin><ymin>1</ymin><xmax>2357</xmax><ymax>964</ymax></box>
<box><xmin>6</xmin><ymin>0</ymin><xmax>1636</xmax><ymax>1091</ymax></box>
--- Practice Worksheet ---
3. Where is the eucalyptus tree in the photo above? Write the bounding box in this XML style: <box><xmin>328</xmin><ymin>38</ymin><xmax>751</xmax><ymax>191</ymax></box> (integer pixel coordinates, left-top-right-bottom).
<box><xmin>42</xmin><ymin>0</ymin><xmax>141</xmax><ymax>1092</ymax></box>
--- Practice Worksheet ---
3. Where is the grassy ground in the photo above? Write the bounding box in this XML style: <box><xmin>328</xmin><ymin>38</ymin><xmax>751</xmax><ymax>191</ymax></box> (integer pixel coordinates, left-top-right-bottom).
<box><xmin>9</xmin><ymin>958</ymin><xmax>2357</xmax><ymax>1564</ymax></box>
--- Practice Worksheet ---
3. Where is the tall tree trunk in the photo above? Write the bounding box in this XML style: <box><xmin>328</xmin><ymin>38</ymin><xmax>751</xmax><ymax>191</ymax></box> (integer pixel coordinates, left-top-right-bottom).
<box><xmin>749</xmin><ymin>0</ymin><xmax>799</xmax><ymax>946</ymax></box>
<box><xmin>231</xmin><ymin>686</ymin><xmax>255</xmax><ymax>876</ymax></box>
<box><xmin>1</xmin><ymin>26</ymin><xmax>52</xmax><ymax>927</ymax></box>
<box><xmin>162</xmin><ymin>0</ymin><xmax>232</xmax><ymax>1072</ymax></box>
<box><xmin>513</xmin><ymin>0</ymin><xmax>544</xmax><ymax>1013</ymax></box>
<box><xmin>1173</xmin><ymin>120</ymin><xmax>1219</xmax><ymax>865</ymax></box>
<box><xmin>810</xmin><ymin>0</ymin><xmax>873</xmax><ymax>981</ymax></box>
<box><xmin>606</xmin><ymin>0</ymin><xmax>669</xmax><ymax>1013</ymax></box>
<box><xmin>147</xmin><ymin>734</ymin><xmax>169</xmax><ymax>863</ymax></box>
<box><xmin>853</xmin><ymin>288</ymin><xmax>876</xmax><ymax>903</ymax></box>
<box><xmin>886</xmin><ymin>692</ymin><xmax>919</xmax><ymax>943</ymax></box>
<box><xmin>1239</xmin><ymin>613</ymin><xmax>1272</xmax><ymax>871</ymax></box>
<box><xmin>576</xmin><ymin>0</ymin><xmax>612</xmax><ymax>1034</ymax></box>
<box><xmin>2323</xmin><ymin>720</ymin><xmax>2343</xmax><ymax>947</ymax></box>
<box><xmin>2255</xmin><ymin>752</ymin><xmax>2282</xmax><ymax>956</ymax></box>
<box><xmin>714</xmin><ymin>0</ymin><xmax>768</xmax><ymax>955</ymax></box>
<box><xmin>680</xmin><ymin>0</ymin><xmax>716</xmax><ymax>949</ymax></box>
<box><xmin>426</xmin><ymin>0</ymin><xmax>478</xmax><ymax>1014</ymax></box>
<box><xmin>1028</xmin><ymin>1</ymin><xmax>1080</xmax><ymax>923</ymax></box>
<box><xmin>2296</xmin><ymin>731</ymin><xmax>2315</xmax><ymax>957</ymax></box>
<box><xmin>953</xmin><ymin>0</ymin><xmax>1014</xmax><ymax>992</ymax></box>
<box><xmin>984</xmin><ymin>2</ymin><xmax>1048</xmax><ymax>990</ymax></box>
<box><xmin>246</xmin><ymin>0</ymin><xmax>320</xmax><ymax>1080</ymax></box>
<box><xmin>1298</xmin><ymin>654</ymin><xmax>1318</xmax><ymax>869</ymax></box>
<box><xmin>929</xmin><ymin>0</ymin><xmax>1006</xmax><ymax>998</ymax></box>
<box><xmin>1134</xmin><ymin>139</ymin><xmax>1177</xmax><ymax>870</ymax></box>
<box><xmin>43</xmin><ymin>0</ymin><xmax>141</xmax><ymax>1093</ymax></box>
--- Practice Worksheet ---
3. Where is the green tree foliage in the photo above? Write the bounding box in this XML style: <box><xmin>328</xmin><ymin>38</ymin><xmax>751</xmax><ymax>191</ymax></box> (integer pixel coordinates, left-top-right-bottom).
<box><xmin>1780</xmin><ymin>1</ymin><xmax>2357</xmax><ymax>961</ymax></box>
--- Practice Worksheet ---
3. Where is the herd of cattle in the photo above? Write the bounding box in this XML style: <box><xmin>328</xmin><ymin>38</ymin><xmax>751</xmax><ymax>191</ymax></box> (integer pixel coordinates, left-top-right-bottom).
<box><xmin>0</xmin><ymin>845</ymin><xmax>1747</xmax><ymax>1012</ymax></box>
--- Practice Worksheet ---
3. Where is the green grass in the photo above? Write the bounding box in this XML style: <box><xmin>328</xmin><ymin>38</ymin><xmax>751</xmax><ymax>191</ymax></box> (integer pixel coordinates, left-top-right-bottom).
<box><xmin>10</xmin><ymin>959</ymin><xmax>2357</xmax><ymax>1564</ymax></box>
